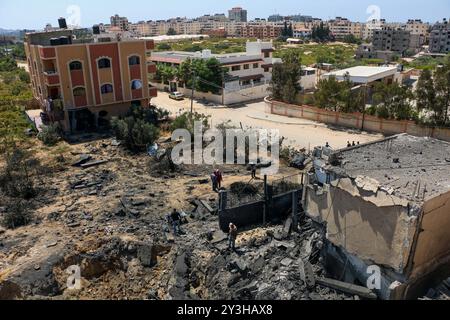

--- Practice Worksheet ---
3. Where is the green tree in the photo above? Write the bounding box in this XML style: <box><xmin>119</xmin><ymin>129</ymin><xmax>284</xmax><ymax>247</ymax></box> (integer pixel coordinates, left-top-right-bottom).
<box><xmin>170</xmin><ymin>111</ymin><xmax>210</xmax><ymax>135</ymax></box>
<box><xmin>416</xmin><ymin>69</ymin><xmax>436</xmax><ymax>111</ymax></box>
<box><xmin>372</xmin><ymin>82</ymin><xmax>414</xmax><ymax>120</ymax></box>
<box><xmin>314</xmin><ymin>74</ymin><xmax>363</xmax><ymax>113</ymax></box>
<box><xmin>155</xmin><ymin>64</ymin><xmax>177</xmax><ymax>84</ymax></box>
<box><xmin>178</xmin><ymin>58</ymin><xmax>225</xmax><ymax>94</ymax></box>
<box><xmin>343</xmin><ymin>34</ymin><xmax>361</xmax><ymax>45</ymax></box>
<box><xmin>269</xmin><ymin>50</ymin><xmax>302</xmax><ymax>104</ymax></box>
<box><xmin>434</xmin><ymin>58</ymin><xmax>450</xmax><ymax>125</ymax></box>
<box><xmin>110</xmin><ymin>105</ymin><xmax>162</xmax><ymax>152</ymax></box>
<box><xmin>312</xmin><ymin>23</ymin><xmax>333</xmax><ymax>42</ymax></box>
<box><xmin>12</xmin><ymin>44</ymin><xmax>26</xmax><ymax>60</ymax></box>
<box><xmin>167</xmin><ymin>28</ymin><xmax>177</xmax><ymax>36</ymax></box>
<box><xmin>156</xmin><ymin>43</ymin><xmax>172</xmax><ymax>51</ymax></box>
<box><xmin>0</xmin><ymin>56</ymin><xmax>18</xmax><ymax>72</ymax></box>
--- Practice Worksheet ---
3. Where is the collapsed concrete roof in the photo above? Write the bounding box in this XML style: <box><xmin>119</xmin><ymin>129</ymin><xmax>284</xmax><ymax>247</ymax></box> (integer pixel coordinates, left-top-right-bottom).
<box><xmin>328</xmin><ymin>134</ymin><xmax>450</xmax><ymax>205</ymax></box>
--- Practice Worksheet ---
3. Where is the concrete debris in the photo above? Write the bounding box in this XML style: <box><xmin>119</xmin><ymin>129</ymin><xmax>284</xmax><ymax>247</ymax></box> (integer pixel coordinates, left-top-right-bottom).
<box><xmin>80</xmin><ymin>160</ymin><xmax>109</xmax><ymax>169</ymax></box>
<box><xmin>71</xmin><ymin>154</ymin><xmax>92</xmax><ymax>167</ymax></box>
<box><xmin>421</xmin><ymin>277</ymin><xmax>450</xmax><ymax>300</ymax></box>
<box><xmin>316</xmin><ymin>278</ymin><xmax>377</xmax><ymax>300</ymax></box>
<box><xmin>0</xmin><ymin>136</ymin><xmax>398</xmax><ymax>301</ymax></box>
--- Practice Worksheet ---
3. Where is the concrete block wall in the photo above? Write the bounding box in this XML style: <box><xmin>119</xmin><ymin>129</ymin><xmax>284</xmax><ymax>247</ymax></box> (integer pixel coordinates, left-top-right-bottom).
<box><xmin>265</xmin><ymin>97</ymin><xmax>450</xmax><ymax>142</ymax></box>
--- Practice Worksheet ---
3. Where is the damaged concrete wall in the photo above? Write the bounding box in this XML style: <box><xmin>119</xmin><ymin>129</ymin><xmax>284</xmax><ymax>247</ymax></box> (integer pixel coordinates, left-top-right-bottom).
<box><xmin>410</xmin><ymin>191</ymin><xmax>450</xmax><ymax>276</ymax></box>
<box><xmin>305</xmin><ymin>177</ymin><xmax>418</xmax><ymax>274</ymax></box>
<box><xmin>395</xmin><ymin>191</ymin><xmax>450</xmax><ymax>298</ymax></box>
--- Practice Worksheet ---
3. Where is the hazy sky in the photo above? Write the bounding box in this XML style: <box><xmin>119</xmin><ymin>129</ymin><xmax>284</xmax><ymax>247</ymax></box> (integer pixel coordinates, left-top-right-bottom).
<box><xmin>0</xmin><ymin>0</ymin><xmax>449</xmax><ymax>29</ymax></box>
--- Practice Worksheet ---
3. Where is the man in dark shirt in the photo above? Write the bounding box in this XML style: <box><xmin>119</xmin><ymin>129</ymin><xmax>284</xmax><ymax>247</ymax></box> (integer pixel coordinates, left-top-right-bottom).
<box><xmin>228</xmin><ymin>223</ymin><xmax>238</xmax><ymax>251</ymax></box>
<box><xmin>170</xmin><ymin>209</ymin><xmax>182</xmax><ymax>235</ymax></box>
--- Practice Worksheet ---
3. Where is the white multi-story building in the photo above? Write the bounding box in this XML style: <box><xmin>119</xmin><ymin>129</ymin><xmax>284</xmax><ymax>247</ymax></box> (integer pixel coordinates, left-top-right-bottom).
<box><xmin>150</xmin><ymin>40</ymin><xmax>279</xmax><ymax>103</ymax></box>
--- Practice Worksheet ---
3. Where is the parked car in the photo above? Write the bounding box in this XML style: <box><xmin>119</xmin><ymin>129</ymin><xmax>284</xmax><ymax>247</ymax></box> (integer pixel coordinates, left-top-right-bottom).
<box><xmin>169</xmin><ymin>92</ymin><xmax>184</xmax><ymax>100</ymax></box>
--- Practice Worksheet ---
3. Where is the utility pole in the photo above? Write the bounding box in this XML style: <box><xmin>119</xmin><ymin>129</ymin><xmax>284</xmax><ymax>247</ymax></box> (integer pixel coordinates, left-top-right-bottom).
<box><xmin>190</xmin><ymin>70</ymin><xmax>196</xmax><ymax>114</ymax></box>
<box><xmin>361</xmin><ymin>83</ymin><xmax>367</xmax><ymax>131</ymax></box>
<box><xmin>221</xmin><ymin>69</ymin><xmax>225</xmax><ymax>106</ymax></box>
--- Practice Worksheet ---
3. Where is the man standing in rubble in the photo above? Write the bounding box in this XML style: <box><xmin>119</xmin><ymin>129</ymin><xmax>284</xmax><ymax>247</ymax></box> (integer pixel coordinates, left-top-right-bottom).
<box><xmin>214</xmin><ymin>169</ymin><xmax>223</xmax><ymax>190</ymax></box>
<box><xmin>170</xmin><ymin>209</ymin><xmax>182</xmax><ymax>235</ymax></box>
<box><xmin>250</xmin><ymin>162</ymin><xmax>257</xmax><ymax>179</ymax></box>
<box><xmin>211</xmin><ymin>172</ymin><xmax>218</xmax><ymax>192</ymax></box>
<box><xmin>228</xmin><ymin>223</ymin><xmax>238</xmax><ymax>251</ymax></box>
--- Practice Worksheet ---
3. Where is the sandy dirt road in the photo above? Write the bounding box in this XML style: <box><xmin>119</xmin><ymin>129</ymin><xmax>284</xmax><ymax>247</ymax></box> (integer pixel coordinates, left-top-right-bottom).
<box><xmin>152</xmin><ymin>92</ymin><xmax>383</xmax><ymax>150</ymax></box>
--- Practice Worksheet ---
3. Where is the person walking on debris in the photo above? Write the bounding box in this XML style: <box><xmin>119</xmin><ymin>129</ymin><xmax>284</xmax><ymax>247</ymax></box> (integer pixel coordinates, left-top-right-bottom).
<box><xmin>211</xmin><ymin>172</ymin><xmax>218</xmax><ymax>192</ymax></box>
<box><xmin>228</xmin><ymin>223</ymin><xmax>238</xmax><ymax>251</ymax></box>
<box><xmin>170</xmin><ymin>209</ymin><xmax>182</xmax><ymax>235</ymax></box>
<box><xmin>347</xmin><ymin>141</ymin><xmax>352</xmax><ymax>148</ymax></box>
<box><xmin>250</xmin><ymin>162</ymin><xmax>257</xmax><ymax>179</ymax></box>
<box><xmin>214</xmin><ymin>169</ymin><xmax>223</xmax><ymax>189</ymax></box>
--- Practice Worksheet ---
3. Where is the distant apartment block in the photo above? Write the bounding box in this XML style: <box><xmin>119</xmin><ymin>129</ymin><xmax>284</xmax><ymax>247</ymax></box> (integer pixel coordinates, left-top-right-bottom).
<box><xmin>404</xmin><ymin>19</ymin><xmax>430</xmax><ymax>36</ymax></box>
<box><xmin>228</xmin><ymin>7</ymin><xmax>248</xmax><ymax>23</ymax></box>
<box><xmin>110</xmin><ymin>14</ymin><xmax>130</xmax><ymax>31</ymax></box>
<box><xmin>327</xmin><ymin>17</ymin><xmax>363</xmax><ymax>39</ymax></box>
<box><xmin>372</xmin><ymin>27</ymin><xmax>412</xmax><ymax>55</ymax></box>
<box><xmin>240</xmin><ymin>22</ymin><xmax>283</xmax><ymax>39</ymax></box>
<box><xmin>356</xmin><ymin>43</ymin><xmax>397</xmax><ymax>62</ymax></box>
<box><xmin>25</xmin><ymin>28</ymin><xmax>157</xmax><ymax>133</ymax></box>
<box><xmin>429</xmin><ymin>19</ymin><xmax>450</xmax><ymax>54</ymax></box>
<box><xmin>293</xmin><ymin>28</ymin><xmax>312</xmax><ymax>39</ymax></box>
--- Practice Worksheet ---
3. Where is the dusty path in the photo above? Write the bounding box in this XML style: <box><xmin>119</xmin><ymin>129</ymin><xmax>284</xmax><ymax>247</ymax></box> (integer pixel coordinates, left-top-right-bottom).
<box><xmin>152</xmin><ymin>92</ymin><xmax>383</xmax><ymax>150</ymax></box>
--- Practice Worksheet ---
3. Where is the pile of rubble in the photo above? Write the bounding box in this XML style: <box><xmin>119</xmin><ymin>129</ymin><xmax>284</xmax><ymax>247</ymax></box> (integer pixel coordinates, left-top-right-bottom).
<box><xmin>421</xmin><ymin>278</ymin><xmax>450</xmax><ymax>300</ymax></box>
<box><xmin>0</xmin><ymin>137</ymin><xmax>378</xmax><ymax>300</ymax></box>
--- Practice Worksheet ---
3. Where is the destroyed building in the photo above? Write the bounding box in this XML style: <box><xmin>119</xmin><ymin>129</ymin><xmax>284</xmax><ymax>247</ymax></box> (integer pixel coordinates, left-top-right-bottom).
<box><xmin>304</xmin><ymin>134</ymin><xmax>450</xmax><ymax>299</ymax></box>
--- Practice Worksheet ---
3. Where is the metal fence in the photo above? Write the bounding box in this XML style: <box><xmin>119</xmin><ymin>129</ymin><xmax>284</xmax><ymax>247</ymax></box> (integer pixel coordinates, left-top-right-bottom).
<box><xmin>224</xmin><ymin>173</ymin><xmax>304</xmax><ymax>209</ymax></box>
<box><xmin>225</xmin><ymin>178</ymin><xmax>265</xmax><ymax>208</ymax></box>
<box><xmin>271</xmin><ymin>173</ymin><xmax>304</xmax><ymax>196</ymax></box>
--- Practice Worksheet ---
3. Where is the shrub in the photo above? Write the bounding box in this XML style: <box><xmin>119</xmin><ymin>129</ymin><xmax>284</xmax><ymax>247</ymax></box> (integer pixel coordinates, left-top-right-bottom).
<box><xmin>0</xmin><ymin>148</ymin><xmax>39</xmax><ymax>199</ymax></box>
<box><xmin>111</xmin><ymin>116</ymin><xmax>159</xmax><ymax>152</ymax></box>
<box><xmin>37</xmin><ymin>124</ymin><xmax>60</xmax><ymax>146</ymax></box>
<box><xmin>171</xmin><ymin>111</ymin><xmax>210</xmax><ymax>135</ymax></box>
<box><xmin>1</xmin><ymin>200</ymin><xmax>32</xmax><ymax>229</ymax></box>
<box><xmin>157</xmin><ymin>43</ymin><xmax>172</xmax><ymax>51</ymax></box>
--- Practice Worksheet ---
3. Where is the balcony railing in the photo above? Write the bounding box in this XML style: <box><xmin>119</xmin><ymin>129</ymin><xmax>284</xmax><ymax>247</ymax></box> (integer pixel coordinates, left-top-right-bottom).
<box><xmin>147</xmin><ymin>63</ymin><xmax>157</xmax><ymax>74</ymax></box>
<box><xmin>149</xmin><ymin>86</ymin><xmax>157</xmax><ymax>98</ymax></box>
<box><xmin>39</xmin><ymin>47</ymin><xmax>56</xmax><ymax>59</ymax></box>
<box><xmin>44</xmin><ymin>71</ymin><xmax>60</xmax><ymax>85</ymax></box>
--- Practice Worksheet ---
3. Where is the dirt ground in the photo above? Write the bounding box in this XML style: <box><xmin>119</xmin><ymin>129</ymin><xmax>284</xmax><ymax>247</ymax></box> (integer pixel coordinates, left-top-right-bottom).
<box><xmin>3</xmin><ymin>136</ymin><xmax>349</xmax><ymax>300</ymax></box>
<box><xmin>0</xmin><ymin>94</ymin><xmax>385</xmax><ymax>300</ymax></box>
<box><xmin>152</xmin><ymin>92</ymin><xmax>383</xmax><ymax>150</ymax></box>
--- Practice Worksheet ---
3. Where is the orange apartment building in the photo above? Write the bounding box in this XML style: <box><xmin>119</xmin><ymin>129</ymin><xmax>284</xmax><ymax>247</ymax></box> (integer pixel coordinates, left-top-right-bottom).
<box><xmin>25</xmin><ymin>29</ymin><xmax>157</xmax><ymax>133</ymax></box>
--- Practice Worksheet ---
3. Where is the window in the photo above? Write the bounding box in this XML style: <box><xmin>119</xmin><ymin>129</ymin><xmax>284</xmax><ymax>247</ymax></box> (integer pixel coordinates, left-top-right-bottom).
<box><xmin>253</xmin><ymin>63</ymin><xmax>259</xmax><ymax>68</ymax></box>
<box><xmin>131</xmin><ymin>80</ymin><xmax>143</xmax><ymax>90</ymax></box>
<box><xmin>231</xmin><ymin>65</ymin><xmax>241</xmax><ymax>71</ymax></box>
<box><xmin>69</xmin><ymin>61</ymin><xmax>82</xmax><ymax>71</ymax></box>
<box><xmin>98</xmin><ymin>58</ymin><xmax>111</xmax><ymax>69</ymax></box>
<box><xmin>73</xmin><ymin>87</ymin><xmax>86</xmax><ymax>96</ymax></box>
<box><xmin>264</xmin><ymin>52</ymin><xmax>270</xmax><ymax>58</ymax></box>
<box><xmin>129</xmin><ymin>56</ymin><xmax>140</xmax><ymax>66</ymax></box>
<box><xmin>101</xmin><ymin>84</ymin><xmax>113</xmax><ymax>94</ymax></box>
<box><xmin>244</xmin><ymin>64</ymin><xmax>250</xmax><ymax>70</ymax></box>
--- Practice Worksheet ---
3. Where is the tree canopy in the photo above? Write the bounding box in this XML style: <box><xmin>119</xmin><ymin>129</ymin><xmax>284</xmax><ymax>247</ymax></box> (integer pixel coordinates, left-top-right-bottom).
<box><xmin>269</xmin><ymin>50</ymin><xmax>302</xmax><ymax>104</ymax></box>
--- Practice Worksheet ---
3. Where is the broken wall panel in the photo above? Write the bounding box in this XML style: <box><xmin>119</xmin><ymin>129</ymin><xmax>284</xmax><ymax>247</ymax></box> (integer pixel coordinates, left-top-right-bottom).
<box><xmin>305</xmin><ymin>180</ymin><xmax>418</xmax><ymax>273</ymax></box>
<box><xmin>409</xmin><ymin>191</ymin><xmax>450</xmax><ymax>278</ymax></box>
